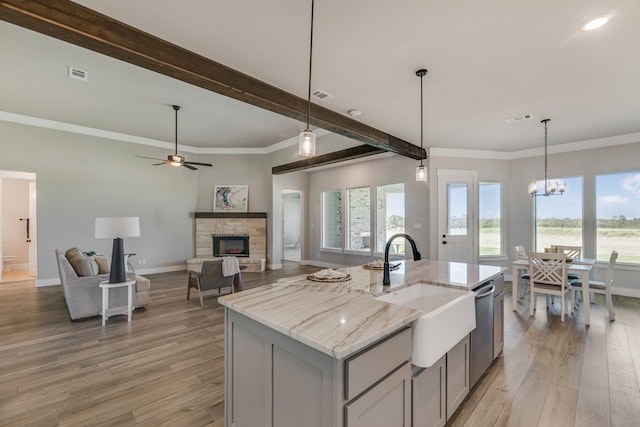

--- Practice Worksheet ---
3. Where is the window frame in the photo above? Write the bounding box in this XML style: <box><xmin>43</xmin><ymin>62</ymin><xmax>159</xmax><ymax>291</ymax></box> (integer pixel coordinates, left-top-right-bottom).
<box><xmin>533</xmin><ymin>176</ymin><xmax>584</xmax><ymax>253</ymax></box>
<box><xmin>374</xmin><ymin>183</ymin><xmax>406</xmax><ymax>256</ymax></box>
<box><xmin>320</xmin><ymin>189</ymin><xmax>343</xmax><ymax>251</ymax></box>
<box><xmin>344</xmin><ymin>186</ymin><xmax>372</xmax><ymax>254</ymax></box>
<box><xmin>478</xmin><ymin>181</ymin><xmax>505</xmax><ymax>259</ymax></box>
<box><xmin>595</xmin><ymin>170</ymin><xmax>640</xmax><ymax>265</ymax></box>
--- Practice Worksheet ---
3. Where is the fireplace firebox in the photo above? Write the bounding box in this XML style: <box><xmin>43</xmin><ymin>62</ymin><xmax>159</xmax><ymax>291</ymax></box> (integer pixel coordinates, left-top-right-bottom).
<box><xmin>212</xmin><ymin>234</ymin><xmax>250</xmax><ymax>257</ymax></box>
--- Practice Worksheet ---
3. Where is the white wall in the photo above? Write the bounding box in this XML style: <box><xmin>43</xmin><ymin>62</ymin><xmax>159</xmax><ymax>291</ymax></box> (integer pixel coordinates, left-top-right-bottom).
<box><xmin>1</xmin><ymin>178</ymin><xmax>30</xmax><ymax>265</ymax></box>
<box><xmin>0</xmin><ymin>121</ymin><xmax>200</xmax><ymax>283</ymax></box>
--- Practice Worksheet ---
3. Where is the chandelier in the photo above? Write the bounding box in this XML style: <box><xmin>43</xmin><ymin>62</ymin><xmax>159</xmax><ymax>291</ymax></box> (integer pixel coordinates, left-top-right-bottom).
<box><xmin>528</xmin><ymin>118</ymin><xmax>566</xmax><ymax>197</ymax></box>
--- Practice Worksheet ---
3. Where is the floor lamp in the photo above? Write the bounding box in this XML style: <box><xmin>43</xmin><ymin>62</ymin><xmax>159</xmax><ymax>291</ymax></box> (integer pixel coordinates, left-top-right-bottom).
<box><xmin>95</xmin><ymin>217</ymin><xmax>140</xmax><ymax>283</ymax></box>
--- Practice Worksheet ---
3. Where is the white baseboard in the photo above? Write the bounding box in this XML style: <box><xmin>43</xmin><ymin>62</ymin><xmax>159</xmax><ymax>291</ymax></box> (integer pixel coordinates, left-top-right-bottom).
<box><xmin>134</xmin><ymin>265</ymin><xmax>186</xmax><ymax>275</ymax></box>
<box><xmin>267</xmin><ymin>263</ymin><xmax>282</xmax><ymax>270</ymax></box>
<box><xmin>35</xmin><ymin>265</ymin><xmax>186</xmax><ymax>287</ymax></box>
<box><xmin>612</xmin><ymin>287</ymin><xmax>640</xmax><ymax>298</ymax></box>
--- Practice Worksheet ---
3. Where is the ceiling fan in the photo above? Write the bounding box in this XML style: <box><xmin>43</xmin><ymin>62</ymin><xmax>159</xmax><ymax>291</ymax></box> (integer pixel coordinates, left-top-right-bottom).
<box><xmin>137</xmin><ymin>105</ymin><xmax>212</xmax><ymax>170</ymax></box>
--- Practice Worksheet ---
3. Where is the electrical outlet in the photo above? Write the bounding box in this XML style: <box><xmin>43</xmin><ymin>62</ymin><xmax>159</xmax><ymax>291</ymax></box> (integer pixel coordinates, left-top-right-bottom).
<box><xmin>137</xmin><ymin>259</ymin><xmax>143</xmax><ymax>265</ymax></box>
<box><xmin>142</xmin><ymin>259</ymin><xmax>147</xmax><ymax>265</ymax></box>
<box><xmin>413</xmin><ymin>223</ymin><xmax>421</xmax><ymax>229</ymax></box>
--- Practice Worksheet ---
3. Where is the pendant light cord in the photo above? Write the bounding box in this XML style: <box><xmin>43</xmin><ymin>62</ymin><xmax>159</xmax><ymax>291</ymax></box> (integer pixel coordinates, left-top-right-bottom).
<box><xmin>416</xmin><ymin>69</ymin><xmax>427</xmax><ymax>166</ymax></box>
<box><xmin>174</xmin><ymin>105</ymin><xmax>180</xmax><ymax>156</ymax></box>
<box><xmin>306</xmin><ymin>0</ymin><xmax>315</xmax><ymax>130</ymax></box>
<box><xmin>420</xmin><ymin>73</ymin><xmax>424</xmax><ymax>166</ymax></box>
<box><xmin>542</xmin><ymin>118</ymin><xmax>549</xmax><ymax>188</ymax></box>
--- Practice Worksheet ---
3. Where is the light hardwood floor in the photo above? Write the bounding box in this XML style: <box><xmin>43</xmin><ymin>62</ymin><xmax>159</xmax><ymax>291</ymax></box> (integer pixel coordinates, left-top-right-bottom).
<box><xmin>1</xmin><ymin>266</ymin><xmax>639</xmax><ymax>426</ymax></box>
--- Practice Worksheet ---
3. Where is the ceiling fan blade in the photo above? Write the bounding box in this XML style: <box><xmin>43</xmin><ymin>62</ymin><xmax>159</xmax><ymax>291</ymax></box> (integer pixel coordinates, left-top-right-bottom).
<box><xmin>152</xmin><ymin>162</ymin><xmax>166</xmax><ymax>166</ymax></box>
<box><xmin>183</xmin><ymin>163</ymin><xmax>198</xmax><ymax>170</ymax></box>
<box><xmin>136</xmin><ymin>155</ymin><xmax>165</xmax><ymax>161</ymax></box>
<box><xmin>184</xmin><ymin>161</ymin><xmax>213</xmax><ymax>167</ymax></box>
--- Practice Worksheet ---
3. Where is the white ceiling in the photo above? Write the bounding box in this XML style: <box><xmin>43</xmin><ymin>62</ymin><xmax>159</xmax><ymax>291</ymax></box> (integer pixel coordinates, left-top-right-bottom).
<box><xmin>2</xmin><ymin>0</ymin><xmax>640</xmax><ymax>155</ymax></box>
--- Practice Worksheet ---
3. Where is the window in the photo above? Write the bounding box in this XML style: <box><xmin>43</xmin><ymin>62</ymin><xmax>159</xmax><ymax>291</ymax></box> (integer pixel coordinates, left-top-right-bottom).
<box><xmin>534</xmin><ymin>177</ymin><xmax>583</xmax><ymax>252</ymax></box>
<box><xmin>596</xmin><ymin>172</ymin><xmax>640</xmax><ymax>263</ymax></box>
<box><xmin>346</xmin><ymin>187</ymin><xmax>371</xmax><ymax>252</ymax></box>
<box><xmin>376</xmin><ymin>184</ymin><xmax>405</xmax><ymax>254</ymax></box>
<box><xmin>479</xmin><ymin>182</ymin><xmax>502</xmax><ymax>256</ymax></box>
<box><xmin>321</xmin><ymin>190</ymin><xmax>342</xmax><ymax>249</ymax></box>
<box><xmin>447</xmin><ymin>183</ymin><xmax>468</xmax><ymax>236</ymax></box>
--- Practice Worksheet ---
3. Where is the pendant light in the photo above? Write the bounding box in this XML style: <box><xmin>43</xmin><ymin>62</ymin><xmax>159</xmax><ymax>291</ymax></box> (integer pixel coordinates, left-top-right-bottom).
<box><xmin>415</xmin><ymin>68</ymin><xmax>428</xmax><ymax>182</ymax></box>
<box><xmin>528</xmin><ymin>118</ymin><xmax>566</xmax><ymax>196</ymax></box>
<box><xmin>299</xmin><ymin>0</ymin><xmax>316</xmax><ymax>157</ymax></box>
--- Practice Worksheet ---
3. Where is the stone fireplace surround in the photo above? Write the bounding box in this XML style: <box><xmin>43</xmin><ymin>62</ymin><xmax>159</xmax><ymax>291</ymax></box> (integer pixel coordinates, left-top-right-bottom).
<box><xmin>189</xmin><ymin>212</ymin><xmax>267</xmax><ymax>273</ymax></box>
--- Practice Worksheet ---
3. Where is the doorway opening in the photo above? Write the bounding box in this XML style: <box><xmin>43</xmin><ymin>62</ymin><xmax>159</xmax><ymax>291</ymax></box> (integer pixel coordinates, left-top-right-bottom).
<box><xmin>0</xmin><ymin>170</ymin><xmax>37</xmax><ymax>284</ymax></box>
<box><xmin>282</xmin><ymin>191</ymin><xmax>302</xmax><ymax>263</ymax></box>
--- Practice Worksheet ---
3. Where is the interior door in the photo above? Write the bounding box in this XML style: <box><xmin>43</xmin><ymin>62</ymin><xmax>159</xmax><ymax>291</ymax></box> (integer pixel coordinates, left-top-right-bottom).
<box><xmin>28</xmin><ymin>181</ymin><xmax>37</xmax><ymax>277</ymax></box>
<box><xmin>437</xmin><ymin>170</ymin><xmax>477</xmax><ymax>263</ymax></box>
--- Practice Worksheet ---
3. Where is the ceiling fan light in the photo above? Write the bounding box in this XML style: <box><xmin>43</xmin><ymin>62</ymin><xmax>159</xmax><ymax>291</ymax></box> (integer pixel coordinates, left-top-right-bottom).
<box><xmin>298</xmin><ymin>130</ymin><xmax>316</xmax><ymax>157</ymax></box>
<box><xmin>581</xmin><ymin>15</ymin><xmax>610</xmax><ymax>32</ymax></box>
<box><xmin>416</xmin><ymin>164</ymin><xmax>427</xmax><ymax>182</ymax></box>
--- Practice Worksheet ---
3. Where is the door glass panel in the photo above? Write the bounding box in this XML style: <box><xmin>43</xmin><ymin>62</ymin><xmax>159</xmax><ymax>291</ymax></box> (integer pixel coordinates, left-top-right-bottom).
<box><xmin>448</xmin><ymin>183</ymin><xmax>468</xmax><ymax>236</ymax></box>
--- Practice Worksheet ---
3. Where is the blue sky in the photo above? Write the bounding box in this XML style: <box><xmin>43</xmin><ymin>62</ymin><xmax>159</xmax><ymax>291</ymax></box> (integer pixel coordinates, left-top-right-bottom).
<box><xmin>477</xmin><ymin>173</ymin><xmax>640</xmax><ymax>220</ymax></box>
<box><xmin>596</xmin><ymin>172</ymin><xmax>640</xmax><ymax>219</ymax></box>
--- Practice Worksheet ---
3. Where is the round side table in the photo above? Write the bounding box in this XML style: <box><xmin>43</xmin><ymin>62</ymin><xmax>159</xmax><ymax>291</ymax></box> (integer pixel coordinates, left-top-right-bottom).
<box><xmin>99</xmin><ymin>279</ymin><xmax>136</xmax><ymax>326</ymax></box>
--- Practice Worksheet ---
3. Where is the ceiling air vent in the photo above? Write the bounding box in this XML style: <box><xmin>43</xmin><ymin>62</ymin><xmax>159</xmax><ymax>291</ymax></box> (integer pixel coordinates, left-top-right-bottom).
<box><xmin>504</xmin><ymin>113</ymin><xmax>532</xmax><ymax>124</ymax></box>
<box><xmin>68</xmin><ymin>67</ymin><xmax>88</xmax><ymax>82</ymax></box>
<box><xmin>311</xmin><ymin>89</ymin><xmax>334</xmax><ymax>101</ymax></box>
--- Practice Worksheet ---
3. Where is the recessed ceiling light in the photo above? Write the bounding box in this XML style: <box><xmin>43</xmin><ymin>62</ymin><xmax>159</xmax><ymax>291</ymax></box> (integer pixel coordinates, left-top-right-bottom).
<box><xmin>348</xmin><ymin>109</ymin><xmax>362</xmax><ymax>117</ymax></box>
<box><xmin>580</xmin><ymin>14</ymin><xmax>611</xmax><ymax>31</ymax></box>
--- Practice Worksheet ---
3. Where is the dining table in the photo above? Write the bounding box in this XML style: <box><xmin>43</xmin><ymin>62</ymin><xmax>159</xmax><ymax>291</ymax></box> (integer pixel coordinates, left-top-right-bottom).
<box><xmin>511</xmin><ymin>257</ymin><xmax>596</xmax><ymax>326</ymax></box>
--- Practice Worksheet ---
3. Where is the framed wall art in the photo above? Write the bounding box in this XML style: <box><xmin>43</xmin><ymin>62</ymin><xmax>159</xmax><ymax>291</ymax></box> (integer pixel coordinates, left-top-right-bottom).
<box><xmin>214</xmin><ymin>185</ymin><xmax>248</xmax><ymax>212</ymax></box>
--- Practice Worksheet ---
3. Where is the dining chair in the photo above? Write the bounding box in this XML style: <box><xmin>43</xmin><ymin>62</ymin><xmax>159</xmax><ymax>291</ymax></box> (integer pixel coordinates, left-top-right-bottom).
<box><xmin>570</xmin><ymin>250</ymin><xmax>618</xmax><ymax>320</ymax></box>
<box><xmin>562</xmin><ymin>245</ymin><xmax>582</xmax><ymax>260</ymax></box>
<box><xmin>529</xmin><ymin>252</ymin><xmax>571</xmax><ymax>322</ymax></box>
<box><xmin>562</xmin><ymin>245</ymin><xmax>582</xmax><ymax>281</ymax></box>
<box><xmin>514</xmin><ymin>245</ymin><xmax>530</xmax><ymax>299</ymax></box>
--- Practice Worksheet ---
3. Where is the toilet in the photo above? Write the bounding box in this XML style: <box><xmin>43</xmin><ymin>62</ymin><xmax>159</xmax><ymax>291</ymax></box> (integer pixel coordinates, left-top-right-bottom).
<box><xmin>2</xmin><ymin>256</ymin><xmax>16</xmax><ymax>272</ymax></box>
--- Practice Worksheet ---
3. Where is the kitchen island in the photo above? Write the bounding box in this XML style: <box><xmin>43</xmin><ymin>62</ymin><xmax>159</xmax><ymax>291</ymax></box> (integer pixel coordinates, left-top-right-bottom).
<box><xmin>219</xmin><ymin>259</ymin><xmax>504</xmax><ymax>427</ymax></box>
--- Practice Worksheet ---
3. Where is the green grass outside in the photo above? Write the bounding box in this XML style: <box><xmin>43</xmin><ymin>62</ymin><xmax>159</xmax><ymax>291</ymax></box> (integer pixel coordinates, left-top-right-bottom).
<box><xmin>479</xmin><ymin>226</ymin><xmax>640</xmax><ymax>263</ymax></box>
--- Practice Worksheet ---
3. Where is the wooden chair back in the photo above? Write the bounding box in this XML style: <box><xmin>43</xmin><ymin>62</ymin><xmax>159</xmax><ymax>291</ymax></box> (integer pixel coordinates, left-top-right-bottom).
<box><xmin>562</xmin><ymin>245</ymin><xmax>582</xmax><ymax>260</ymax></box>
<box><xmin>529</xmin><ymin>252</ymin><xmax>567</xmax><ymax>287</ymax></box>
<box><xmin>514</xmin><ymin>245</ymin><xmax>527</xmax><ymax>260</ymax></box>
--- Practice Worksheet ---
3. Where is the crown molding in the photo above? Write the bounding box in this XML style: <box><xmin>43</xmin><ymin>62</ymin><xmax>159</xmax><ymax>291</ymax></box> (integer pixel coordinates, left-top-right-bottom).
<box><xmin>0</xmin><ymin>110</ymin><xmax>329</xmax><ymax>155</ymax></box>
<box><xmin>429</xmin><ymin>131</ymin><xmax>640</xmax><ymax>160</ymax></box>
<box><xmin>3</xmin><ymin>109</ymin><xmax>640</xmax><ymax>160</ymax></box>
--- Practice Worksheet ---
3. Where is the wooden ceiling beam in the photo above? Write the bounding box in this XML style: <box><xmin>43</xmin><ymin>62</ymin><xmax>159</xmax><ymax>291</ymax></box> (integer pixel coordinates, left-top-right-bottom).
<box><xmin>272</xmin><ymin>145</ymin><xmax>385</xmax><ymax>175</ymax></box>
<box><xmin>0</xmin><ymin>0</ymin><xmax>426</xmax><ymax>160</ymax></box>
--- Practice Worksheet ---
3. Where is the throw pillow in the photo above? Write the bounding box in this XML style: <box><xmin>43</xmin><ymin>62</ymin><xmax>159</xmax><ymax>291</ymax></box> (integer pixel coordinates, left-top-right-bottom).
<box><xmin>93</xmin><ymin>255</ymin><xmax>110</xmax><ymax>274</ymax></box>
<box><xmin>65</xmin><ymin>247</ymin><xmax>99</xmax><ymax>277</ymax></box>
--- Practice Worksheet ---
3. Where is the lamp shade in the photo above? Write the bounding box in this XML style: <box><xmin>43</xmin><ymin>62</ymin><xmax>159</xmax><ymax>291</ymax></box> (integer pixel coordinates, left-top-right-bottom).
<box><xmin>95</xmin><ymin>217</ymin><xmax>140</xmax><ymax>239</ymax></box>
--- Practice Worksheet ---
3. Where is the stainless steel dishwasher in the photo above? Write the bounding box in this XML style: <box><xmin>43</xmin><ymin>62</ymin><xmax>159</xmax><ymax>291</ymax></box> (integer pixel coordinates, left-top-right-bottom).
<box><xmin>469</xmin><ymin>280</ymin><xmax>495</xmax><ymax>388</ymax></box>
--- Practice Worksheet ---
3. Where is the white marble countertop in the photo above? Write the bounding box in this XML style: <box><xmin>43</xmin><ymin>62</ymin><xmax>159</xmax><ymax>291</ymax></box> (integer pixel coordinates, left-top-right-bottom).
<box><xmin>219</xmin><ymin>259</ymin><xmax>505</xmax><ymax>360</ymax></box>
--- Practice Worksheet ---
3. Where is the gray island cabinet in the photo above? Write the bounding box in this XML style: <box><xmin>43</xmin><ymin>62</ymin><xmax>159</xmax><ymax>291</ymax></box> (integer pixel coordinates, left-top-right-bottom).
<box><xmin>219</xmin><ymin>260</ymin><xmax>504</xmax><ymax>427</ymax></box>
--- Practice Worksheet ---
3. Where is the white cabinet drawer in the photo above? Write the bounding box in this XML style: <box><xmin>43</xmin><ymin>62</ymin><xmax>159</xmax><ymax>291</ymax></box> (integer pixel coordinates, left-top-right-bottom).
<box><xmin>344</xmin><ymin>327</ymin><xmax>411</xmax><ymax>400</ymax></box>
